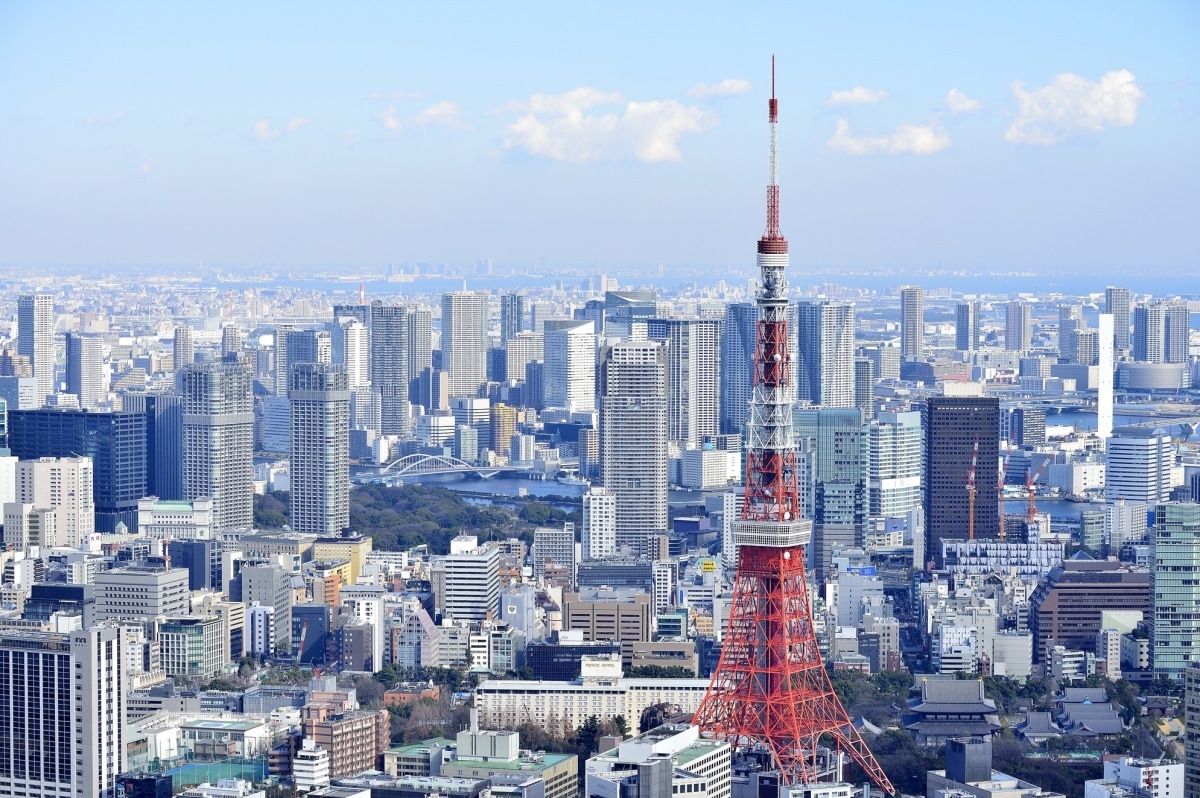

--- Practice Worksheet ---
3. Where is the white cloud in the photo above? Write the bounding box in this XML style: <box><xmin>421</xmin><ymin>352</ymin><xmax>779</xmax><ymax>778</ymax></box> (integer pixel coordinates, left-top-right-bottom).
<box><xmin>252</xmin><ymin>119</ymin><xmax>280</xmax><ymax>141</ymax></box>
<box><xmin>253</xmin><ymin>116</ymin><xmax>312</xmax><ymax>141</ymax></box>
<box><xmin>686</xmin><ymin>79</ymin><xmax>752</xmax><ymax>98</ymax></box>
<box><xmin>827</xmin><ymin>118</ymin><xmax>950</xmax><ymax>156</ymax></box>
<box><xmin>944</xmin><ymin>89</ymin><xmax>982</xmax><ymax>114</ymax></box>
<box><xmin>85</xmin><ymin>110</ymin><xmax>126</xmax><ymax>126</ymax></box>
<box><xmin>367</xmin><ymin>90</ymin><xmax>423</xmax><ymax>101</ymax></box>
<box><xmin>139</xmin><ymin>158</ymin><xmax>154</xmax><ymax>174</ymax></box>
<box><xmin>414</xmin><ymin>101</ymin><xmax>472</xmax><ymax>130</ymax></box>
<box><xmin>381</xmin><ymin>101</ymin><xmax>472</xmax><ymax>133</ymax></box>
<box><xmin>501</xmin><ymin>88</ymin><xmax>717</xmax><ymax>163</ymax></box>
<box><xmin>1006</xmin><ymin>70</ymin><xmax>1144</xmax><ymax>146</ymax></box>
<box><xmin>826</xmin><ymin>86</ymin><xmax>888</xmax><ymax>106</ymax></box>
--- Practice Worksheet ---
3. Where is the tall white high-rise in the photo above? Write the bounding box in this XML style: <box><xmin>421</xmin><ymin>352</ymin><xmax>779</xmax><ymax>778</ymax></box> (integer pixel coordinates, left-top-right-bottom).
<box><xmin>899</xmin><ymin>286</ymin><xmax>924</xmax><ymax>359</ymax></box>
<box><xmin>544</xmin><ymin>319</ymin><xmax>596</xmax><ymax>412</ymax></box>
<box><xmin>1105</xmin><ymin>428</ymin><xmax>1174</xmax><ymax>503</ymax></box>
<box><xmin>333</xmin><ymin>318</ymin><xmax>370</xmax><ymax>390</ymax></box>
<box><xmin>441</xmin><ymin>291</ymin><xmax>489</xmax><ymax>398</ymax></box>
<box><xmin>438</xmin><ymin>536</ymin><xmax>500</xmax><ymax>622</ymax></box>
<box><xmin>65</xmin><ymin>331</ymin><xmax>106</xmax><ymax>409</ymax></box>
<box><xmin>868</xmin><ymin>411</ymin><xmax>923</xmax><ymax>518</ymax></box>
<box><xmin>648</xmin><ymin>317</ymin><xmax>722</xmax><ymax>447</ymax></box>
<box><xmin>793</xmin><ymin>300</ymin><xmax>855</xmax><ymax>408</ymax></box>
<box><xmin>1098</xmin><ymin>314</ymin><xmax>1114</xmax><ymax>440</ymax></box>
<box><xmin>504</xmin><ymin>331</ymin><xmax>544</xmax><ymax>390</ymax></box>
<box><xmin>1134</xmin><ymin>301</ymin><xmax>1189</xmax><ymax>364</ymax></box>
<box><xmin>721</xmin><ymin>491</ymin><xmax>745</xmax><ymax>568</ymax></box>
<box><xmin>290</xmin><ymin>363</ymin><xmax>350</xmax><ymax>537</ymax></box>
<box><xmin>600</xmin><ymin>340</ymin><xmax>668</xmax><ymax>553</ymax></box>
<box><xmin>408</xmin><ymin>307</ymin><xmax>434</xmax><ymax>388</ymax></box>
<box><xmin>582</xmin><ymin>487</ymin><xmax>617</xmax><ymax>560</ymax></box>
<box><xmin>11</xmin><ymin>456</ymin><xmax>95</xmax><ymax>549</ymax></box>
<box><xmin>173</xmin><ymin>323</ymin><xmax>194</xmax><ymax>372</ymax></box>
<box><xmin>17</xmin><ymin>293</ymin><xmax>54</xmax><ymax>404</ymax></box>
<box><xmin>0</xmin><ymin>626</ymin><xmax>126</xmax><ymax>798</ymax></box>
<box><xmin>181</xmin><ymin>357</ymin><xmax>255</xmax><ymax>531</ymax></box>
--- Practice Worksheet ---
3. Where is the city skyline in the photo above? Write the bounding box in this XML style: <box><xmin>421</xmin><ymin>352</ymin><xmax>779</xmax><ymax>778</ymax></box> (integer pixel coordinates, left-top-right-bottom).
<box><xmin>2</xmin><ymin>3</ymin><xmax>1197</xmax><ymax>271</ymax></box>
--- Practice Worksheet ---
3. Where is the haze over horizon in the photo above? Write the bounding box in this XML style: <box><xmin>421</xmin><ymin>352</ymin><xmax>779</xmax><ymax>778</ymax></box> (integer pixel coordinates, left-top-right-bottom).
<box><xmin>2</xmin><ymin>2</ymin><xmax>1197</xmax><ymax>273</ymax></box>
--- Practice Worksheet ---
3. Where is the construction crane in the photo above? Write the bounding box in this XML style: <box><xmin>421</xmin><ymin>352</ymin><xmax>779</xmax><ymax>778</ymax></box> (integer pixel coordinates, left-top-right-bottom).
<box><xmin>998</xmin><ymin>443</ymin><xmax>1013</xmax><ymax>542</ymax></box>
<box><xmin>1027</xmin><ymin>457</ymin><xmax>1051</xmax><ymax>524</ymax></box>
<box><xmin>967</xmin><ymin>436</ymin><xmax>980</xmax><ymax>541</ymax></box>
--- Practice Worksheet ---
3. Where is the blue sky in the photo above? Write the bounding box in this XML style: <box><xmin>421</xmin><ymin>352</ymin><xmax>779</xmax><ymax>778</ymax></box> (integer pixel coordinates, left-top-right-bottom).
<box><xmin>1</xmin><ymin>2</ymin><xmax>1197</xmax><ymax>272</ymax></box>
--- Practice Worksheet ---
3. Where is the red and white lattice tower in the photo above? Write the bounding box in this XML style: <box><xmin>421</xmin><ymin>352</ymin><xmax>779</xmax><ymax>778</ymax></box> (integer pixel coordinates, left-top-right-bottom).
<box><xmin>691</xmin><ymin>60</ymin><xmax>895</xmax><ymax>794</ymax></box>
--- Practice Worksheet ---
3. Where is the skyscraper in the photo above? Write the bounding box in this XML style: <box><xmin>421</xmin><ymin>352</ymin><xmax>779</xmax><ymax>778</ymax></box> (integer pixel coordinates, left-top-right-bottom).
<box><xmin>543</xmin><ymin>319</ymin><xmax>596</xmax><ymax>413</ymax></box>
<box><xmin>955</xmin><ymin>301</ymin><xmax>981</xmax><ymax>351</ymax></box>
<box><xmin>1150</xmin><ymin>502</ymin><xmax>1200</xmax><ymax>681</ymax></box>
<box><xmin>600</xmin><ymin>340</ymin><xmax>668</xmax><ymax>553</ymax></box>
<box><xmin>1098</xmin><ymin>314</ymin><xmax>1114</xmax><ymax>440</ymax></box>
<box><xmin>500</xmin><ymin>293</ymin><xmax>525</xmax><ymax>343</ymax></box>
<box><xmin>1105</xmin><ymin>428</ymin><xmax>1174</xmax><ymax>503</ymax></box>
<box><xmin>1105</xmin><ymin>286</ymin><xmax>1132</xmax><ymax>351</ymax></box>
<box><xmin>181</xmin><ymin>357</ymin><xmax>254</xmax><ymax>531</ymax></box>
<box><xmin>923</xmin><ymin>393</ymin><xmax>999</xmax><ymax>567</ymax></box>
<box><xmin>0</xmin><ymin>627</ymin><xmax>126</xmax><ymax>797</ymax></box>
<box><xmin>794</xmin><ymin>406</ymin><xmax>868</xmax><ymax>583</ymax></box>
<box><xmin>286</xmin><ymin>328</ymin><xmax>332</xmax><ymax>367</ymax></box>
<box><xmin>121</xmin><ymin>391</ymin><xmax>184</xmax><ymax>500</ymax></box>
<box><xmin>441</xmin><ymin>291</ymin><xmax>489</xmax><ymax>398</ymax></box>
<box><xmin>173</xmin><ymin>323</ymin><xmax>194</xmax><ymax>373</ymax></box>
<box><xmin>504</xmin><ymin>331</ymin><xmax>543</xmax><ymax>393</ymax></box>
<box><xmin>273</xmin><ymin>323</ymin><xmax>296</xmax><ymax>395</ymax></box>
<box><xmin>900</xmin><ymin>286</ymin><xmax>924</xmax><ymax>359</ymax></box>
<box><xmin>793</xmin><ymin>300</ymin><xmax>855</xmax><ymax>408</ymax></box>
<box><xmin>1005</xmin><ymin>301</ymin><xmax>1031</xmax><ymax>351</ymax></box>
<box><xmin>17</xmin><ymin>293</ymin><xmax>54</xmax><ymax>404</ymax></box>
<box><xmin>854</xmin><ymin>357</ymin><xmax>875</xmax><ymax>420</ymax></box>
<box><xmin>407</xmin><ymin>307</ymin><xmax>434</xmax><ymax>393</ymax></box>
<box><xmin>720</xmin><ymin>302</ymin><xmax>757</xmax><ymax>435</ymax></box>
<box><xmin>221</xmin><ymin>324</ymin><xmax>245</xmax><ymax>358</ymax></box>
<box><xmin>869</xmin><ymin>410</ymin><xmax>923</xmax><ymax>519</ymax></box>
<box><xmin>65</xmin><ymin>332</ymin><xmax>105</xmax><ymax>409</ymax></box>
<box><xmin>581</xmin><ymin>486</ymin><xmax>617</xmax><ymax>560</ymax></box>
<box><xmin>648</xmin><ymin>317</ymin><xmax>722</xmax><ymax>447</ymax></box>
<box><xmin>370</xmin><ymin>303</ymin><xmax>411</xmax><ymax>437</ymax></box>
<box><xmin>289</xmin><ymin>363</ymin><xmax>349</xmax><ymax>537</ymax></box>
<box><xmin>1133</xmin><ymin>301</ymin><xmax>1188</xmax><ymax>364</ymax></box>
<box><xmin>1057</xmin><ymin>304</ymin><xmax>1082</xmax><ymax>362</ymax></box>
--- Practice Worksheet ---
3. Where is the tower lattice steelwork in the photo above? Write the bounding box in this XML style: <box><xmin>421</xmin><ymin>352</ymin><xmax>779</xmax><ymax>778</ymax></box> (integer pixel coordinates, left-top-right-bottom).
<box><xmin>691</xmin><ymin>60</ymin><xmax>895</xmax><ymax>794</ymax></box>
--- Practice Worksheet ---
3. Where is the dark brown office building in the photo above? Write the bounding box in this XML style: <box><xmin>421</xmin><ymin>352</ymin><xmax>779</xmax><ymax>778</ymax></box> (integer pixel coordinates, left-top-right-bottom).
<box><xmin>923</xmin><ymin>394</ymin><xmax>1000</xmax><ymax>568</ymax></box>
<box><xmin>1028</xmin><ymin>557</ymin><xmax>1150</xmax><ymax>663</ymax></box>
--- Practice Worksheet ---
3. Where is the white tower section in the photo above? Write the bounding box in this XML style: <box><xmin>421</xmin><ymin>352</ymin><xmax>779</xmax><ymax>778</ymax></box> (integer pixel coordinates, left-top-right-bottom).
<box><xmin>1098</xmin><ymin>313</ymin><xmax>1114</xmax><ymax>442</ymax></box>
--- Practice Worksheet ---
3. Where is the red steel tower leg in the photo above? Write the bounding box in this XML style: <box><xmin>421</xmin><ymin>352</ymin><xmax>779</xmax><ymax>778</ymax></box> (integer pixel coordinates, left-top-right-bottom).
<box><xmin>692</xmin><ymin>59</ymin><xmax>895</xmax><ymax>795</ymax></box>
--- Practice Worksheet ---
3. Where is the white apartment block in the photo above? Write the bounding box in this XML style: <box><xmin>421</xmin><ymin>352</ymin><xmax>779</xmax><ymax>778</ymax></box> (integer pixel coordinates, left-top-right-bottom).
<box><xmin>582</xmin><ymin>487</ymin><xmax>617</xmax><ymax>560</ymax></box>
<box><xmin>15</xmin><ymin>456</ymin><xmax>95</xmax><ymax>548</ymax></box>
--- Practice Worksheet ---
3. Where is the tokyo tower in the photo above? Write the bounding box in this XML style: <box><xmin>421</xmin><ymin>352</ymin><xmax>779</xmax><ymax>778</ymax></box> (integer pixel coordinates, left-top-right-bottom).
<box><xmin>691</xmin><ymin>60</ymin><xmax>895</xmax><ymax>794</ymax></box>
